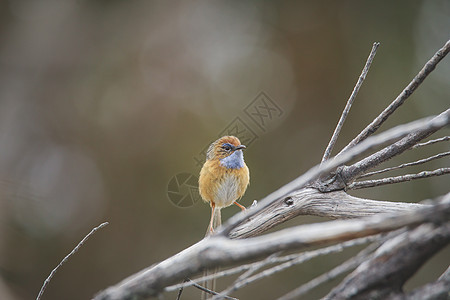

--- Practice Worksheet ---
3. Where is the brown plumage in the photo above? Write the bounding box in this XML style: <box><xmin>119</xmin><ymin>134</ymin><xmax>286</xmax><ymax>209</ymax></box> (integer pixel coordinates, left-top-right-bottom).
<box><xmin>199</xmin><ymin>136</ymin><xmax>250</xmax><ymax>233</ymax></box>
<box><xmin>198</xmin><ymin>136</ymin><xmax>250</xmax><ymax>298</ymax></box>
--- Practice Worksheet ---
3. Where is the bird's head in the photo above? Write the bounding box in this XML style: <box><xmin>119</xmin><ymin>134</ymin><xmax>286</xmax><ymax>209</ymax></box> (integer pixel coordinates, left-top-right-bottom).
<box><xmin>206</xmin><ymin>136</ymin><xmax>246</xmax><ymax>163</ymax></box>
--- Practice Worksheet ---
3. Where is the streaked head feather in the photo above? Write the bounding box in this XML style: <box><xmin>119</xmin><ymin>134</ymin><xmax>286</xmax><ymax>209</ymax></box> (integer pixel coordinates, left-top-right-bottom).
<box><xmin>206</xmin><ymin>136</ymin><xmax>243</xmax><ymax>160</ymax></box>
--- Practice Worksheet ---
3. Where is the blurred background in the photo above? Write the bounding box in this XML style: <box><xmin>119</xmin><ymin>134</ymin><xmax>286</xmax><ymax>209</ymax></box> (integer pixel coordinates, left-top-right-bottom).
<box><xmin>0</xmin><ymin>0</ymin><xmax>449</xmax><ymax>299</ymax></box>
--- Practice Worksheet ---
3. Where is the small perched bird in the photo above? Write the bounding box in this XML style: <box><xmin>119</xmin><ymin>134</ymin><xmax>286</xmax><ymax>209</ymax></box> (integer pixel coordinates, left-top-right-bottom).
<box><xmin>199</xmin><ymin>136</ymin><xmax>250</xmax><ymax>233</ymax></box>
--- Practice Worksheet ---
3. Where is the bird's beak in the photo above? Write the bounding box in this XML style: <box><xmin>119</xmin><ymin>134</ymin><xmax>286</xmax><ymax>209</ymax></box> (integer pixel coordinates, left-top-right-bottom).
<box><xmin>235</xmin><ymin>145</ymin><xmax>246</xmax><ymax>150</ymax></box>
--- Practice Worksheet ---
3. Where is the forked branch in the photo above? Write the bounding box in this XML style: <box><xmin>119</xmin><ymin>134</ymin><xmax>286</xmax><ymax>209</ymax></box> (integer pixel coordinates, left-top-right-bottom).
<box><xmin>223</xmin><ymin>112</ymin><xmax>449</xmax><ymax>237</ymax></box>
<box><xmin>317</xmin><ymin>108</ymin><xmax>450</xmax><ymax>192</ymax></box>
<box><xmin>337</xmin><ymin>39</ymin><xmax>450</xmax><ymax>156</ymax></box>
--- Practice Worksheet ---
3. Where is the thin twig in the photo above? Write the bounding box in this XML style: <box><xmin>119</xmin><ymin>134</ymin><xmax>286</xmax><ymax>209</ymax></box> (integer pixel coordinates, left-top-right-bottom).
<box><xmin>181</xmin><ymin>279</ymin><xmax>237</xmax><ymax>300</ymax></box>
<box><xmin>212</xmin><ymin>236</ymin><xmax>379</xmax><ymax>300</ymax></box>
<box><xmin>234</xmin><ymin>253</ymin><xmax>280</xmax><ymax>282</ymax></box>
<box><xmin>167</xmin><ymin>263</ymin><xmax>263</xmax><ymax>292</ymax></box>
<box><xmin>176</xmin><ymin>278</ymin><xmax>189</xmax><ymax>300</ymax></box>
<box><xmin>412</xmin><ymin>136</ymin><xmax>450</xmax><ymax>149</ymax></box>
<box><xmin>208</xmin><ymin>255</ymin><xmax>279</xmax><ymax>300</ymax></box>
<box><xmin>278</xmin><ymin>239</ymin><xmax>383</xmax><ymax>300</ymax></box>
<box><xmin>335</xmin><ymin>109</ymin><xmax>450</xmax><ymax>188</ymax></box>
<box><xmin>337</xmin><ymin>39</ymin><xmax>450</xmax><ymax>157</ymax></box>
<box><xmin>348</xmin><ymin>168</ymin><xmax>450</xmax><ymax>190</ymax></box>
<box><xmin>321</xmin><ymin>42</ymin><xmax>380</xmax><ymax>163</ymax></box>
<box><xmin>36</xmin><ymin>222</ymin><xmax>109</xmax><ymax>300</ymax></box>
<box><xmin>359</xmin><ymin>151</ymin><xmax>450</xmax><ymax>178</ymax></box>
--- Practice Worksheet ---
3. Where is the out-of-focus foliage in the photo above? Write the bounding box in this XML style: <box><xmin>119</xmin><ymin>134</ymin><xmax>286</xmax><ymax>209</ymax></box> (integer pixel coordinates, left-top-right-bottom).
<box><xmin>0</xmin><ymin>1</ymin><xmax>448</xmax><ymax>299</ymax></box>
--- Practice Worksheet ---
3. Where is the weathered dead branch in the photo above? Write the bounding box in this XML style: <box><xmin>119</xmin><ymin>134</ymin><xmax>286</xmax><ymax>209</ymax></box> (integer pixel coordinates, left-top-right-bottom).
<box><xmin>93</xmin><ymin>196</ymin><xmax>449</xmax><ymax>300</ymax></box>
<box><xmin>323</xmin><ymin>222</ymin><xmax>450</xmax><ymax>300</ymax></box>
<box><xmin>92</xmin><ymin>39</ymin><xmax>450</xmax><ymax>300</ymax></box>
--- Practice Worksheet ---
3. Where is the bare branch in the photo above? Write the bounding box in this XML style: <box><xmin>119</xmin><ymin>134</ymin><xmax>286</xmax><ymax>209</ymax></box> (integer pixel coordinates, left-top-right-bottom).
<box><xmin>36</xmin><ymin>222</ymin><xmax>109</xmax><ymax>300</ymax></box>
<box><xmin>212</xmin><ymin>236</ymin><xmax>380</xmax><ymax>299</ymax></box>
<box><xmin>93</xmin><ymin>197</ymin><xmax>449</xmax><ymax>300</ymax></box>
<box><xmin>95</xmin><ymin>113</ymin><xmax>449</xmax><ymax>300</ymax></box>
<box><xmin>279</xmin><ymin>238</ymin><xmax>384</xmax><ymax>300</ymax></box>
<box><xmin>168</xmin><ymin>235</ymin><xmax>379</xmax><ymax>294</ymax></box>
<box><xmin>337</xmin><ymin>39</ymin><xmax>450</xmax><ymax>156</ymax></box>
<box><xmin>222</xmin><ymin>112</ymin><xmax>449</xmax><ymax>236</ymax></box>
<box><xmin>438</xmin><ymin>265</ymin><xmax>450</xmax><ymax>281</ymax></box>
<box><xmin>348</xmin><ymin>167</ymin><xmax>450</xmax><ymax>190</ymax></box>
<box><xmin>324</xmin><ymin>221</ymin><xmax>450</xmax><ymax>300</ymax></box>
<box><xmin>321</xmin><ymin>42</ymin><xmax>380</xmax><ymax>163</ymax></box>
<box><xmin>333</xmin><ymin>109</ymin><xmax>450</xmax><ymax>189</ymax></box>
<box><xmin>412</xmin><ymin>135</ymin><xmax>450</xmax><ymax>149</ymax></box>
<box><xmin>229</xmin><ymin>188</ymin><xmax>423</xmax><ymax>239</ymax></box>
<box><xmin>391</xmin><ymin>279</ymin><xmax>450</xmax><ymax>300</ymax></box>
<box><xmin>231</xmin><ymin>111</ymin><xmax>448</xmax><ymax>238</ymax></box>
<box><xmin>93</xmin><ymin>42</ymin><xmax>450</xmax><ymax>300</ymax></box>
<box><xmin>359</xmin><ymin>151</ymin><xmax>450</xmax><ymax>178</ymax></box>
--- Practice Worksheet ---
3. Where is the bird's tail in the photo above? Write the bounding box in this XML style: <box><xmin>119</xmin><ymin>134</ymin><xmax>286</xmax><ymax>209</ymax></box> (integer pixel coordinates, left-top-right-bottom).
<box><xmin>202</xmin><ymin>208</ymin><xmax>221</xmax><ymax>299</ymax></box>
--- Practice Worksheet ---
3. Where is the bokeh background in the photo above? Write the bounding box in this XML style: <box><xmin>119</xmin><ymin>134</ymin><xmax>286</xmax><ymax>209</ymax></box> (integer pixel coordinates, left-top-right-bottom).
<box><xmin>0</xmin><ymin>1</ymin><xmax>449</xmax><ymax>299</ymax></box>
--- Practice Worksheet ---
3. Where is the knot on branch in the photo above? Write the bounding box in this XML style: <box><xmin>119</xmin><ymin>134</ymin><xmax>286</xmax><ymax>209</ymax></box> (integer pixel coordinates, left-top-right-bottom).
<box><xmin>284</xmin><ymin>196</ymin><xmax>294</xmax><ymax>206</ymax></box>
<box><xmin>315</xmin><ymin>166</ymin><xmax>348</xmax><ymax>192</ymax></box>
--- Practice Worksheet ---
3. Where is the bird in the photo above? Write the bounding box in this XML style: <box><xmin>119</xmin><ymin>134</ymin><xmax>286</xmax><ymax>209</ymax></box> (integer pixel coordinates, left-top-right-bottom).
<box><xmin>199</xmin><ymin>135</ymin><xmax>250</xmax><ymax>234</ymax></box>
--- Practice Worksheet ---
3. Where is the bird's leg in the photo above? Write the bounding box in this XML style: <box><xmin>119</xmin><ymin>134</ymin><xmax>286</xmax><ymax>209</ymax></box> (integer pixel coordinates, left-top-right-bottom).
<box><xmin>234</xmin><ymin>201</ymin><xmax>246</xmax><ymax>211</ymax></box>
<box><xmin>208</xmin><ymin>203</ymin><xmax>216</xmax><ymax>234</ymax></box>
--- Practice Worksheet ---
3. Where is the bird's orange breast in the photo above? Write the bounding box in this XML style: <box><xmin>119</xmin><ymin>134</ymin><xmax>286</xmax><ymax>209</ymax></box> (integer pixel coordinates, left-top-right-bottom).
<box><xmin>199</xmin><ymin>159</ymin><xmax>249</xmax><ymax>208</ymax></box>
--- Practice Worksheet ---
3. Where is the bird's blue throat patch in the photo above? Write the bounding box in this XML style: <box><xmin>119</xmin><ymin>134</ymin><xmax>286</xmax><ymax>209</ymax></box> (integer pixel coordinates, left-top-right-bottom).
<box><xmin>220</xmin><ymin>150</ymin><xmax>245</xmax><ymax>169</ymax></box>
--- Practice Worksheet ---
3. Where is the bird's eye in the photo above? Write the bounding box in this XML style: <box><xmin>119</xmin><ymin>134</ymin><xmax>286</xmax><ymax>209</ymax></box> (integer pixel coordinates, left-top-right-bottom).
<box><xmin>222</xmin><ymin>144</ymin><xmax>232</xmax><ymax>151</ymax></box>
